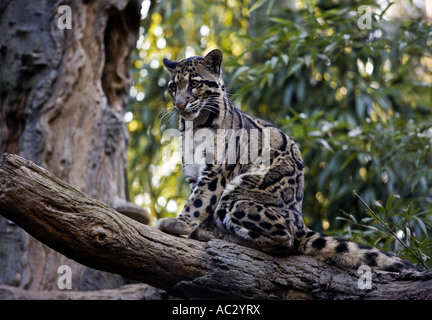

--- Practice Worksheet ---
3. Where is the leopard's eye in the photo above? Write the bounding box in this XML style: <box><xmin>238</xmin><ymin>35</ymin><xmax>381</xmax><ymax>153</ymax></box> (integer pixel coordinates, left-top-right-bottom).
<box><xmin>168</xmin><ymin>82</ymin><xmax>177</xmax><ymax>92</ymax></box>
<box><xmin>189</xmin><ymin>80</ymin><xmax>199</xmax><ymax>88</ymax></box>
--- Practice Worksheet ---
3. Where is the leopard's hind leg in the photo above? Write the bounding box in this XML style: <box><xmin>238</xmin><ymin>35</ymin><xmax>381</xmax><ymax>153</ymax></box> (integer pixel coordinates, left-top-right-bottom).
<box><xmin>211</xmin><ymin>174</ymin><xmax>303</xmax><ymax>255</ymax></box>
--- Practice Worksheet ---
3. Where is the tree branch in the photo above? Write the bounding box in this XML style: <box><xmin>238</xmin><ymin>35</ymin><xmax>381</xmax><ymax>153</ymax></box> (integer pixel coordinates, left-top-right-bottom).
<box><xmin>0</xmin><ymin>153</ymin><xmax>431</xmax><ymax>299</ymax></box>
<box><xmin>0</xmin><ymin>283</ymin><xmax>167</xmax><ymax>300</ymax></box>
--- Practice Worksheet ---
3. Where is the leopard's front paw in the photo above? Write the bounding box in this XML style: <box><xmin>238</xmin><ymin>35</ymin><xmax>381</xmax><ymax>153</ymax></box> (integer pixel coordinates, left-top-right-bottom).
<box><xmin>189</xmin><ymin>227</ymin><xmax>216</xmax><ymax>242</ymax></box>
<box><xmin>156</xmin><ymin>217</ymin><xmax>193</xmax><ymax>236</ymax></box>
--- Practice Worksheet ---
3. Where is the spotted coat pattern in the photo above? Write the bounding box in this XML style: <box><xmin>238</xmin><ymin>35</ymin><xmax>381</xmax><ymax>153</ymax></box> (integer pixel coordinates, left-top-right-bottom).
<box><xmin>157</xmin><ymin>49</ymin><xmax>418</xmax><ymax>272</ymax></box>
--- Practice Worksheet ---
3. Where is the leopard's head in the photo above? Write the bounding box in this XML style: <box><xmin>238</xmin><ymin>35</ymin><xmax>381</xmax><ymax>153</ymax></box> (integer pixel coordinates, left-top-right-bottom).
<box><xmin>163</xmin><ymin>49</ymin><xmax>225</xmax><ymax>121</ymax></box>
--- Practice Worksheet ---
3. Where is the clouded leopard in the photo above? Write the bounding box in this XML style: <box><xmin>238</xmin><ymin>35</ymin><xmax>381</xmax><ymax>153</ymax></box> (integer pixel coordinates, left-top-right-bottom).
<box><xmin>156</xmin><ymin>49</ymin><xmax>418</xmax><ymax>272</ymax></box>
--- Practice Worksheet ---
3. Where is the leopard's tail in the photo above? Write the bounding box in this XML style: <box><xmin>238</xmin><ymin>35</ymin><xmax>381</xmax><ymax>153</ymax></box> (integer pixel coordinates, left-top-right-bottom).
<box><xmin>296</xmin><ymin>228</ymin><xmax>420</xmax><ymax>272</ymax></box>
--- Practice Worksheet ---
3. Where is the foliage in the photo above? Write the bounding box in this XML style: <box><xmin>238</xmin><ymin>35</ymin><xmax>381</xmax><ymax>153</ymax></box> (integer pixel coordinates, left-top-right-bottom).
<box><xmin>337</xmin><ymin>192</ymin><xmax>432</xmax><ymax>270</ymax></box>
<box><xmin>126</xmin><ymin>0</ymin><xmax>432</xmax><ymax>268</ymax></box>
<box><xmin>126</xmin><ymin>0</ymin><xmax>251</xmax><ymax>219</ymax></box>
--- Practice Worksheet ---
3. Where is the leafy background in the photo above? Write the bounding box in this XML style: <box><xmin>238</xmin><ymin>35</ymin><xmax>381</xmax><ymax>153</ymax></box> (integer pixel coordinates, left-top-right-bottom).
<box><xmin>126</xmin><ymin>0</ymin><xmax>432</xmax><ymax>269</ymax></box>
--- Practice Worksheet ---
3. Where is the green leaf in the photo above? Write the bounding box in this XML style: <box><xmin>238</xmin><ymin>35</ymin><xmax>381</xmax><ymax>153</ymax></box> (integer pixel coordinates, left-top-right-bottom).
<box><xmin>341</xmin><ymin>152</ymin><xmax>358</xmax><ymax>170</ymax></box>
<box><xmin>266</xmin><ymin>0</ymin><xmax>275</xmax><ymax>15</ymax></box>
<box><xmin>232</xmin><ymin>66</ymin><xmax>250</xmax><ymax>79</ymax></box>
<box><xmin>250</xmin><ymin>0</ymin><xmax>267</xmax><ymax>12</ymax></box>
<box><xmin>269</xmin><ymin>17</ymin><xmax>294</xmax><ymax>27</ymax></box>
<box><xmin>385</xmin><ymin>194</ymin><xmax>400</xmax><ymax>212</ymax></box>
<box><xmin>413</xmin><ymin>216</ymin><xmax>429</xmax><ymax>237</ymax></box>
<box><xmin>380</xmin><ymin>2</ymin><xmax>395</xmax><ymax>19</ymax></box>
<box><xmin>324</xmin><ymin>41</ymin><xmax>339</xmax><ymax>53</ymax></box>
<box><xmin>318</xmin><ymin>138</ymin><xmax>334</xmax><ymax>152</ymax></box>
<box><xmin>316</xmin><ymin>53</ymin><xmax>331</xmax><ymax>66</ymax></box>
<box><xmin>287</xmin><ymin>62</ymin><xmax>302</xmax><ymax>76</ymax></box>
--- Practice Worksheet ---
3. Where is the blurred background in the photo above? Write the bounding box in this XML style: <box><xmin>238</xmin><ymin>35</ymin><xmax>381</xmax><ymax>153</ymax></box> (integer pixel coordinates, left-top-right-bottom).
<box><xmin>125</xmin><ymin>0</ymin><xmax>432</xmax><ymax>268</ymax></box>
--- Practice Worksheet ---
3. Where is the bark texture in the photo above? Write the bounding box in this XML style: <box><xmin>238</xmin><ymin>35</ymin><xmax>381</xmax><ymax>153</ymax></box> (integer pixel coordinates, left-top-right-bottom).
<box><xmin>0</xmin><ymin>0</ymin><xmax>147</xmax><ymax>290</ymax></box>
<box><xmin>1</xmin><ymin>153</ymin><xmax>431</xmax><ymax>300</ymax></box>
<box><xmin>0</xmin><ymin>283</ymin><xmax>167</xmax><ymax>300</ymax></box>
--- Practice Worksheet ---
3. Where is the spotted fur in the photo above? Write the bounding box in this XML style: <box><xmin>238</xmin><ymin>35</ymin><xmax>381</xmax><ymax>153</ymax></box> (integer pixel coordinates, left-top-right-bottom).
<box><xmin>156</xmin><ymin>49</ymin><xmax>419</xmax><ymax>272</ymax></box>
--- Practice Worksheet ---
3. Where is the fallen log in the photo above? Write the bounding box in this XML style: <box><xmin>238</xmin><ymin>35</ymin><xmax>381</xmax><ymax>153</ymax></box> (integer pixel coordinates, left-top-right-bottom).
<box><xmin>0</xmin><ymin>153</ymin><xmax>431</xmax><ymax>299</ymax></box>
<box><xmin>0</xmin><ymin>283</ymin><xmax>167</xmax><ymax>300</ymax></box>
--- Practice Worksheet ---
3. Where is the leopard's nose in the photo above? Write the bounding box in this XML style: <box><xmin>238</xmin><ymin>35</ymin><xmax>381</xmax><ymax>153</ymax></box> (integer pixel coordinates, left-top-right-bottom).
<box><xmin>174</xmin><ymin>96</ymin><xmax>187</xmax><ymax>111</ymax></box>
<box><xmin>175</xmin><ymin>102</ymin><xmax>186</xmax><ymax>111</ymax></box>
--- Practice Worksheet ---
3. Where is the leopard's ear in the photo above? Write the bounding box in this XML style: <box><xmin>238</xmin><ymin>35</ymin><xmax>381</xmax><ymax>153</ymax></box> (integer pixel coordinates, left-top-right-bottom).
<box><xmin>203</xmin><ymin>49</ymin><xmax>222</xmax><ymax>75</ymax></box>
<box><xmin>163</xmin><ymin>58</ymin><xmax>179</xmax><ymax>73</ymax></box>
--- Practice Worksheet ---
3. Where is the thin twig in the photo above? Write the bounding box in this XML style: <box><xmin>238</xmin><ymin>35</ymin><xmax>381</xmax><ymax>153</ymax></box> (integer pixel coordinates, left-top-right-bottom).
<box><xmin>353</xmin><ymin>190</ymin><xmax>428</xmax><ymax>270</ymax></box>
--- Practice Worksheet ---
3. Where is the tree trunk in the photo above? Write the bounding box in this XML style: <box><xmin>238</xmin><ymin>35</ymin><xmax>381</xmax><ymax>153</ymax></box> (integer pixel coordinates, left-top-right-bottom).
<box><xmin>1</xmin><ymin>153</ymin><xmax>431</xmax><ymax>300</ymax></box>
<box><xmin>0</xmin><ymin>0</ymin><xmax>147</xmax><ymax>291</ymax></box>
